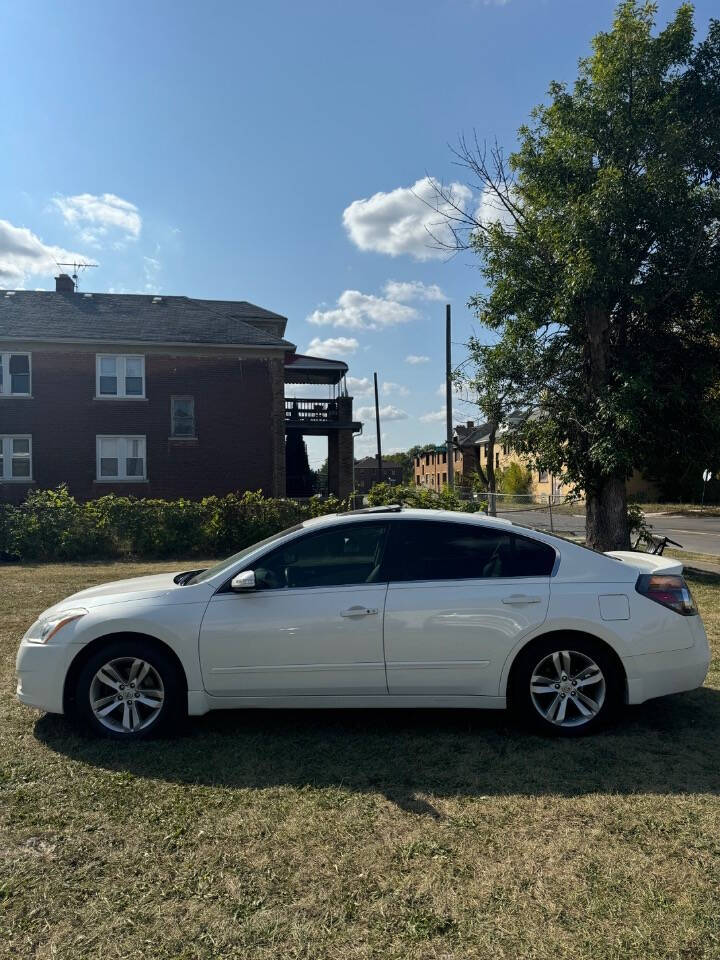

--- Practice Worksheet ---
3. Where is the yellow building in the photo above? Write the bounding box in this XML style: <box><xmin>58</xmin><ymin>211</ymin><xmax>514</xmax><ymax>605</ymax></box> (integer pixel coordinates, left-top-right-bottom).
<box><xmin>413</xmin><ymin>418</ymin><xmax>660</xmax><ymax>501</ymax></box>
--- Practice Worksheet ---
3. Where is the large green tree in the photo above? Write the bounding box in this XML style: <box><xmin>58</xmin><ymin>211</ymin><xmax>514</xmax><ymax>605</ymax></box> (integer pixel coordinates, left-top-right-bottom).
<box><xmin>434</xmin><ymin>2</ymin><xmax>720</xmax><ymax>549</ymax></box>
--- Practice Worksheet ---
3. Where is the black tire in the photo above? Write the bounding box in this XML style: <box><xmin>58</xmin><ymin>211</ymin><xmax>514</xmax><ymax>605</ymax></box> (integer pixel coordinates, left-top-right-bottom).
<box><xmin>509</xmin><ymin>634</ymin><xmax>623</xmax><ymax>737</ymax></box>
<box><xmin>72</xmin><ymin>639</ymin><xmax>185</xmax><ymax>740</ymax></box>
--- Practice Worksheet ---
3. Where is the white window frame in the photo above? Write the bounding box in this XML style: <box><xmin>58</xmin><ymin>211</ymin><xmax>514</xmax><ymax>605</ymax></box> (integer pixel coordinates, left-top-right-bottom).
<box><xmin>0</xmin><ymin>352</ymin><xmax>32</xmax><ymax>397</ymax></box>
<box><xmin>0</xmin><ymin>434</ymin><xmax>33</xmax><ymax>481</ymax></box>
<box><xmin>96</xmin><ymin>435</ymin><xmax>147</xmax><ymax>482</ymax></box>
<box><xmin>170</xmin><ymin>395</ymin><xmax>196</xmax><ymax>438</ymax></box>
<box><xmin>95</xmin><ymin>354</ymin><xmax>146</xmax><ymax>399</ymax></box>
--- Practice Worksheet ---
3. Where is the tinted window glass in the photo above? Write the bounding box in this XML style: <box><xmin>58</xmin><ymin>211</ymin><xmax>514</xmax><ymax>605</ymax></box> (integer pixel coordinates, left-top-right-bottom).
<box><xmin>254</xmin><ymin>522</ymin><xmax>388</xmax><ymax>589</ymax></box>
<box><xmin>383</xmin><ymin>520</ymin><xmax>555</xmax><ymax>581</ymax></box>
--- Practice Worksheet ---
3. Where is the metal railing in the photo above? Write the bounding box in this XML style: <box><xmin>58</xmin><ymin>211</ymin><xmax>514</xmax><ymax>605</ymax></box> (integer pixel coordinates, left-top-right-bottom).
<box><xmin>285</xmin><ymin>398</ymin><xmax>339</xmax><ymax>423</ymax></box>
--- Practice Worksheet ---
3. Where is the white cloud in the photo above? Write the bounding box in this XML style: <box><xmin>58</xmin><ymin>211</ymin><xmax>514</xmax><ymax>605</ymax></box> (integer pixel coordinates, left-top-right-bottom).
<box><xmin>0</xmin><ymin>219</ymin><xmax>92</xmax><ymax>288</ymax></box>
<box><xmin>419</xmin><ymin>407</ymin><xmax>448</xmax><ymax>423</ymax></box>
<box><xmin>474</xmin><ymin>187</ymin><xmax>517</xmax><ymax>231</ymax></box>
<box><xmin>405</xmin><ymin>354</ymin><xmax>430</xmax><ymax>365</ymax></box>
<box><xmin>143</xmin><ymin>255</ymin><xmax>161</xmax><ymax>293</ymax></box>
<box><xmin>382</xmin><ymin>381</ymin><xmax>410</xmax><ymax>397</ymax></box>
<box><xmin>382</xmin><ymin>279</ymin><xmax>446</xmax><ymax>302</ymax></box>
<box><xmin>307</xmin><ymin>278</ymin><xmax>447</xmax><ymax>331</ymax></box>
<box><xmin>305</xmin><ymin>336</ymin><xmax>359</xmax><ymax>358</ymax></box>
<box><xmin>53</xmin><ymin>193</ymin><xmax>142</xmax><ymax>245</ymax></box>
<box><xmin>307</xmin><ymin>289</ymin><xmax>417</xmax><ymax>331</ymax></box>
<box><xmin>356</xmin><ymin>404</ymin><xmax>409</xmax><ymax>422</ymax></box>
<box><xmin>436</xmin><ymin>381</ymin><xmax>467</xmax><ymax>400</ymax></box>
<box><xmin>346</xmin><ymin>376</ymin><xmax>373</xmax><ymax>395</ymax></box>
<box><xmin>420</xmin><ymin>404</ymin><xmax>465</xmax><ymax>423</ymax></box>
<box><xmin>342</xmin><ymin>176</ymin><xmax>473</xmax><ymax>261</ymax></box>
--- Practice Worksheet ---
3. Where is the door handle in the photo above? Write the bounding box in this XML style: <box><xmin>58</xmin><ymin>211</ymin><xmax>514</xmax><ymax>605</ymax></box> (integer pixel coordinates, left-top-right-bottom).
<box><xmin>340</xmin><ymin>606</ymin><xmax>379</xmax><ymax>618</ymax></box>
<box><xmin>502</xmin><ymin>594</ymin><xmax>542</xmax><ymax>605</ymax></box>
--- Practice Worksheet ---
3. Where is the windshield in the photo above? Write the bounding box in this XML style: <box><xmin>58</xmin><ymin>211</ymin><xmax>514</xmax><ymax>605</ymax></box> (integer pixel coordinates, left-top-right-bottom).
<box><xmin>186</xmin><ymin>524</ymin><xmax>305</xmax><ymax>584</ymax></box>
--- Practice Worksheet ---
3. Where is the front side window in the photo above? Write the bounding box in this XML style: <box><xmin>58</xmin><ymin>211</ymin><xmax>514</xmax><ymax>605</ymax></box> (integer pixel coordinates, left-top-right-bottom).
<box><xmin>96</xmin><ymin>355</ymin><xmax>145</xmax><ymax>398</ymax></box>
<box><xmin>383</xmin><ymin>520</ymin><xmax>556</xmax><ymax>582</ymax></box>
<box><xmin>171</xmin><ymin>396</ymin><xmax>195</xmax><ymax>437</ymax></box>
<box><xmin>252</xmin><ymin>522</ymin><xmax>389</xmax><ymax>590</ymax></box>
<box><xmin>96</xmin><ymin>435</ymin><xmax>147</xmax><ymax>481</ymax></box>
<box><xmin>0</xmin><ymin>435</ymin><xmax>32</xmax><ymax>480</ymax></box>
<box><xmin>0</xmin><ymin>353</ymin><xmax>31</xmax><ymax>396</ymax></box>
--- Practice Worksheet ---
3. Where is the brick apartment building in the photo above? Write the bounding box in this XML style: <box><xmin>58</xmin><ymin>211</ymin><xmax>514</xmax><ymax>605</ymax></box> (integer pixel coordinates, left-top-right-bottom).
<box><xmin>0</xmin><ymin>275</ymin><xmax>360</xmax><ymax>503</ymax></box>
<box><xmin>414</xmin><ymin>419</ymin><xmax>563</xmax><ymax>497</ymax></box>
<box><xmin>414</xmin><ymin>419</ymin><xmax>658</xmax><ymax>500</ymax></box>
<box><xmin>353</xmin><ymin>456</ymin><xmax>404</xmax><ymax>494</ymax></box>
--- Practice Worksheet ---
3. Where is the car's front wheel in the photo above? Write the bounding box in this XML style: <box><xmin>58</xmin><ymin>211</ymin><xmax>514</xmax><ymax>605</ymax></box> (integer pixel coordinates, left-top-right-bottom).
<box><xmin>511</xmin><ymin>636</ymin><xmax>622</xmax><ymax>736</ymax></box>
<box><xmin>73</xmin><ymin>639</ymin><xmax>184</xmax><ymax>739</ymax></box>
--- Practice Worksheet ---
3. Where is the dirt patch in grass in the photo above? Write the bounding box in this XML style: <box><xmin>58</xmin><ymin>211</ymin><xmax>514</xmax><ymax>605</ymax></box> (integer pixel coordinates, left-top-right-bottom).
<box><xmin>1</xmin><ymin>562</ymin><xmax>720</xmax><ymax>958</ymax></box>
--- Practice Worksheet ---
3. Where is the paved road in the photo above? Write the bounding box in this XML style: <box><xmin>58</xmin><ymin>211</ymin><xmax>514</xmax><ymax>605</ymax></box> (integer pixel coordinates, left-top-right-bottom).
<box><xmin>496</xmin><ymin>509</ymin><xmax>720</xmax><ymax>556</ymax></box>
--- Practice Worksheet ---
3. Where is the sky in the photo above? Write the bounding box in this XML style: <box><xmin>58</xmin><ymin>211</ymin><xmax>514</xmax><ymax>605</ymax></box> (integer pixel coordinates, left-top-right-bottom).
<box><xmin>1</xmin><ymin>0</ymin><xmax>717</xmax><ymax>467</ymax></box>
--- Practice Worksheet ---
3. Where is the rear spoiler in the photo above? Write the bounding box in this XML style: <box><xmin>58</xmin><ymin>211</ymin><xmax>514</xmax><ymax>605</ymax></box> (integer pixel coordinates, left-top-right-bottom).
<box><xmin>604</xmin><ymin>550</ymin><xmax>683</xmax><ymax>575</ymax></box>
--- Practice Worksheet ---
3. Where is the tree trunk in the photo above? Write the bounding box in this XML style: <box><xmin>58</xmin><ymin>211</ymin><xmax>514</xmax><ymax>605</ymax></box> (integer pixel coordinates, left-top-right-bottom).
<box><xmin>584</xmin><ymin>305</ymin><xmax>629</xmax><ymax>551</ymax></box>
<box><xmin>585</xmin><ymin>476</ymin><xmax>630</xmax><ymax>552</ymax></box>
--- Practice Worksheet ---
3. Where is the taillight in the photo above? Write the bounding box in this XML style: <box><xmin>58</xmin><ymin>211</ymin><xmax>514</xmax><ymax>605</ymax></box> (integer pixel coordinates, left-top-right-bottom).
<box><xmin>635</xmin><ymin>574</ymin><xmax>698</xmax><ymax>616</ymax></box>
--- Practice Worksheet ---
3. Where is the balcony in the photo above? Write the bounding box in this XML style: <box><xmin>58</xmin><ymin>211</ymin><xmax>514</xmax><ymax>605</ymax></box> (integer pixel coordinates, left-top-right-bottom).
<box><xmin>285</xmin><ymin>397</ymin><xmax>361</xmax><ymax>434</ymax></box>
<box><xmin>285</xmin><ymin>397</ymin><xmax>339</xmax><ymax>423</ymax></box>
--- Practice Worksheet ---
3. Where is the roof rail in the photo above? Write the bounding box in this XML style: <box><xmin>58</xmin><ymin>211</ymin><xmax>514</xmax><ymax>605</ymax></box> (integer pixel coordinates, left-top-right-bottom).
<box><xmin>346</xmin><ymin>504</ymin><xmax>403</xmax><ymax>515</ymax></box>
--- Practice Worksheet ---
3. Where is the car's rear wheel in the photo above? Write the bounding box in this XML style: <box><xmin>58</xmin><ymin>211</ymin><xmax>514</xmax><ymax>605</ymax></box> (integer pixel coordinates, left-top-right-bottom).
<box><xmin>73</xmin><ymin>640</ymin><xmax>184</xmax><ymax>739</ymax></box>
<box><xmin>511</xmin><ymin>636</ymin><xmax>622</xmax><ymax>736</ymax></box>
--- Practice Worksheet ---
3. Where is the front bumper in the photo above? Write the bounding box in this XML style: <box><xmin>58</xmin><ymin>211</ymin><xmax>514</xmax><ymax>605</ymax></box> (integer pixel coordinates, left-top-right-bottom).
<box><xmin>15</xmin><ymin>639</ymin><xmax>74</xmax><ymax>714</ymax></box>
<box><xmin>623</xmin><ymin>617</ymin><xmax>711</xmax><ymax>704</ymax></box>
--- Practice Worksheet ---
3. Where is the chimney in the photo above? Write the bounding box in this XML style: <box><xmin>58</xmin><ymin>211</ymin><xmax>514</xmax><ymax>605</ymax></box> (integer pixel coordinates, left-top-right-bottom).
<box><xmin>466</xmin><ymin>420</ymin><xmax>474</xmax><ymax>431</ymax></box>
<box><xmin>55</xmin><ymin>273</ymin><xmax>75</xmax><ymax>293</ymax></box>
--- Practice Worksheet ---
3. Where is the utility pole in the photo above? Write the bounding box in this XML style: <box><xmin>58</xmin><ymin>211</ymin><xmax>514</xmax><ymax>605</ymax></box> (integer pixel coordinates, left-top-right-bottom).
<box><xmin>373</xmin><ymin>371</ymin><xmax>383</xmax><ymax>485</ymax></box>
<box><xmin>445</xmin><ymin>304</ymin><xmax>454</xmax><ymax>488</ymax></box>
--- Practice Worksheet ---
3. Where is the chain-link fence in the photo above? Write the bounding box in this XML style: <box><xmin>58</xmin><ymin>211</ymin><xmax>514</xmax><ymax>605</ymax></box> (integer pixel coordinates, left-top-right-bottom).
<box><xmin>469</xmin><ymin>492</ymin><xmax>587</xmax><ymax>537</ymax></box>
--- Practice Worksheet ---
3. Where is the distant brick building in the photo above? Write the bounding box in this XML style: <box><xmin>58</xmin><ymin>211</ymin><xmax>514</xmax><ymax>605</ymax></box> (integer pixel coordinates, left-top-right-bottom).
<box><xmin>414</xmin><ymin>419</ymin><xmax>563</xmax><ymax>497</ymax></box>
<box><xmin>414</xmin><ymin>419</ymin><xmax>658</xmax><ymax>500</ymax></box>
<box><xmin>353</xmin><ymin>456</ymin><xmax>404</xmax><ymax>494</ymax></box>
<box><xmin>0</xmin><ymin>275</ymin><xmax>361</xmax><ymax>503</ymax></box>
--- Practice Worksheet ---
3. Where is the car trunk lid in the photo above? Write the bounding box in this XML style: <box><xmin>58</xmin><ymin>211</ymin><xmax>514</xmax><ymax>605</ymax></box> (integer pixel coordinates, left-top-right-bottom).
<box><xmin>604</xmin><ymin>551</ymin><xmax>683</xmax><ymax>575</ymax></box>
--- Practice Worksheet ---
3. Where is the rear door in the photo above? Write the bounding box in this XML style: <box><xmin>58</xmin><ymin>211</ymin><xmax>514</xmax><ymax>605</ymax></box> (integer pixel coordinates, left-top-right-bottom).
<box><xmin>381</xmin><ymin>519</ymin><xmax>554</xmax><ymax>696</ymax></box>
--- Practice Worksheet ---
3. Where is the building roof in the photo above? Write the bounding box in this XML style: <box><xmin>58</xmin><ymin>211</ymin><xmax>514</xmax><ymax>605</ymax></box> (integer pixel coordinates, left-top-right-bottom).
<box><xmin>284</xmin><ymin>352</ymin><xmax>348</xmax><ymax>385</ymax></box>
<box><xmin>454</xmin><ymin>410</ymin><xmax>526</xmax><ymax>446</ymax></box>
<box><xmin>0</xmin><ymin>290</ymin><xmax>295</xmax><ymax>350</ymax></box>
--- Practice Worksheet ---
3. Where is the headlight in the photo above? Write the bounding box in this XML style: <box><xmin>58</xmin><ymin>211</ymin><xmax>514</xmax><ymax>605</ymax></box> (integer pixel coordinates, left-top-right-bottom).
<box><xmin>24</xmin><ymin>608</ymin><xmax>88</xmax><ymax>644</ymax></box>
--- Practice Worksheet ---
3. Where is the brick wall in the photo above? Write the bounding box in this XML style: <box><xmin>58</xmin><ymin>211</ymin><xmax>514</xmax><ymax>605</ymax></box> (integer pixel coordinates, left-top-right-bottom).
<box><xmin>0</xmin><ymin>345</ymin><xmax>284</xmax><ymax>503</ymax></box>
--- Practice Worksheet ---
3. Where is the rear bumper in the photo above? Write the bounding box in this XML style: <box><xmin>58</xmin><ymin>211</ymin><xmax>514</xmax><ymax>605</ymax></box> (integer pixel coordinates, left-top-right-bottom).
<box><xmin>623</xmin><ymin>620</ymin><xmax>711</xmax><ymax>704</ymax></box>
<box><xmin>15</xmin><ymin>639</ymin><xmax>72</xmax><ymax>714</ymax></box>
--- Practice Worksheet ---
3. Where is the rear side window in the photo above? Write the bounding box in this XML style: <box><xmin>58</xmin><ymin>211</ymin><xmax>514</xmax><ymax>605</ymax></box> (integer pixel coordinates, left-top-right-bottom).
<box><xmin>382</xmin><ymin>520</ymin><xmax>555</xmax><ymax>582</ymax></box>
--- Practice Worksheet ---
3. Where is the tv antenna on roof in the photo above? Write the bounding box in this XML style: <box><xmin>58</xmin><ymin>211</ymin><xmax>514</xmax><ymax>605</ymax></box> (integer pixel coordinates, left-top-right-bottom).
<box><xmin>56</xmin><ymin>261</ymin><xmax>98</xmax><ymax>291</ymax></box>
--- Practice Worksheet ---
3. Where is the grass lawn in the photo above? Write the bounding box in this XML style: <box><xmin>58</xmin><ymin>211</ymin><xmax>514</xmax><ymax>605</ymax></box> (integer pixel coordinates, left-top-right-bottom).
<box><xmin>2</xmin><ymin>561</ymin><xmax>720</xmax><ymax>959</ymax></box>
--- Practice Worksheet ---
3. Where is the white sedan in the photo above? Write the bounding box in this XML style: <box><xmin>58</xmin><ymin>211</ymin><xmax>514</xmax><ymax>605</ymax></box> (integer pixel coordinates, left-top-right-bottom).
<box><xmin>16</xmin><ymin>506</ymin><xmax>710</xmax><ymax>738</ymax></box>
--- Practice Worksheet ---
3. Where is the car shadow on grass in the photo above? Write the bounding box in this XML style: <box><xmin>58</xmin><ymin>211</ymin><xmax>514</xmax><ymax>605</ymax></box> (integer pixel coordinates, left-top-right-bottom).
<box><xmin>34</xmin><ymin>686</ymin><xmax>720</xmax><ymax>811</ymax></box>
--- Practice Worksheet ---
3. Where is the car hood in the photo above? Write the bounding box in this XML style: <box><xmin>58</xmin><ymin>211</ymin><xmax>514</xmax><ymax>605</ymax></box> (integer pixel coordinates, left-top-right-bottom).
<box><xmin>46</xmin><ymin>571</ymin><xmax>186</xmax><ymax>612</ymax></box>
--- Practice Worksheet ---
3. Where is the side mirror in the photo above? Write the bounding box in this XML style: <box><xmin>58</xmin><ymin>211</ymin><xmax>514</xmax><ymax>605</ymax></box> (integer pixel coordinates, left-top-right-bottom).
<box><xmin>230</xmin><ymin>570</ymin><xmax>256</xmax><ymax>592</ymax></box>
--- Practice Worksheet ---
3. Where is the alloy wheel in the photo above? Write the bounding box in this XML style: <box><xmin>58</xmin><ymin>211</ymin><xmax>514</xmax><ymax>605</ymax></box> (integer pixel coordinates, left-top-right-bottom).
<box><xmin>529</xmin><ymin>649</ymin><xmax>606</xmax><ymax>728</ymax></box>
<box><xmin>89</xmin><ymin>657</ymin><xmax>165</xmax><ymax>734</ymax></box>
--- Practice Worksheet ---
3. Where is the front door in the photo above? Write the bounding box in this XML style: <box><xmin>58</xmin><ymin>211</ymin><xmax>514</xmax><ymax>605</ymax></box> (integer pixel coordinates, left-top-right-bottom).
<box><xmin>199</xmin><ymin>521</ymin><xmax>390</xmax><ymax>697</ymax></box>
<box><xmin>381</xmin><ymin>519</ymin><xmax>554</xmax><ymax>696</ymax></box>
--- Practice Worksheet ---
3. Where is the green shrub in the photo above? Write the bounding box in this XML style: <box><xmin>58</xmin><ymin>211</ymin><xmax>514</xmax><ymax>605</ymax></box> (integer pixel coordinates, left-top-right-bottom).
<box><xmin>0</xmin><ymin>486</ymin><xmax>348</xmax><ymax>562</ymax></box>
<box><xmin>627</xmin><ymin>502</ymin><xmax>653</xmax><ymax>546</ymax></box>
<box><xmin>496</xmin><ymin>460</ymin><xmax>533</xmax><ymax>495</ymax></box>
<box><xmin>366</xmin><ymin>482</ymin><xmax>484</xmax><ymax>513</ymax></box>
